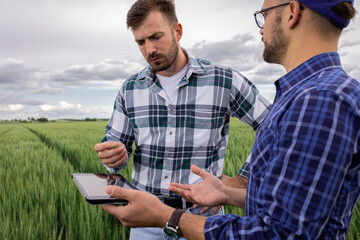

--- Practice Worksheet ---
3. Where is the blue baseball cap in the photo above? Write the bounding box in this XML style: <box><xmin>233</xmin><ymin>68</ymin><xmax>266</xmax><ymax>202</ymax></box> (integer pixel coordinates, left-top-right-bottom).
<box><xmin>298</xmin><ymin>0</ymin><xmax>354</xmax><ymax>28</ymax></box>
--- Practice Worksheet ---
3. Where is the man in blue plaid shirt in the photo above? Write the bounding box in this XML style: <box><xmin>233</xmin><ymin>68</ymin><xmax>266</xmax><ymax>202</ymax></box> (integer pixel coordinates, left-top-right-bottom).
<box><xmin>94</xmin><ymin>0</ymin><xmax>270</xmax><ymax>239</ymax></box>
<box><xmin>102</xmin><ymin>0</ymin><xmax>360</xmax><ymax>239</ymax></box>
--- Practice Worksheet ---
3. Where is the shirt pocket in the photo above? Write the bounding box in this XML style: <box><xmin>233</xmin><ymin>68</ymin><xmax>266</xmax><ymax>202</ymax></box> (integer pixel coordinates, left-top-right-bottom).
<box><xmin>185</xmin><ymin>109</ymin><xmax>225</xmax><ymax>148</ymax></box>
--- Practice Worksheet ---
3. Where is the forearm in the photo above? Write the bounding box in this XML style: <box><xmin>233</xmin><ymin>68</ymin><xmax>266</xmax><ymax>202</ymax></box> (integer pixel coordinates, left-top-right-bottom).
<box><xmin>222</xmin><ymin>185</ymin><xmax>246</xmax><ymax>208</ymax></box>
<box><xmin>220</xmin><ymin>174</ymin><xmax>247</xmax><ymax>207</ymax></box>
<box><xmin>179</xmin><ymin>213</ymin><xmax>207</xmax><ymax>240</ymax></box>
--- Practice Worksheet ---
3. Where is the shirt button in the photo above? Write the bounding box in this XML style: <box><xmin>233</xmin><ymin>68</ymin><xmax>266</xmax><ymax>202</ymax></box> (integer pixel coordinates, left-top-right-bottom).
<box><xmin>169</xmin><ymin>108</ymin><xmax>173</xmax><ymax>113</ymax></box>
<box><xmin>169</xmin><ymin>131</ymin><xmax>173</xmax><ymax>135</ymax></box>
<box><xmin>164</xmin><ymin>176</ymin><xmax>168</xmax><ymax>179</ymax></box>
<box><xmin>168</xmin><ymin>153</ymin><xmax>171</xmax><ymax>157</ymax></box>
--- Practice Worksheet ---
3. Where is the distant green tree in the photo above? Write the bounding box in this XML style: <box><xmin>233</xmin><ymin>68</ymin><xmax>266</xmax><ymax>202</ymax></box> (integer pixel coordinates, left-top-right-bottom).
<box><xmin>85</xmin><ymin>118</ymin><xmax>96</xmax><ymax>121</ymax></box>
<box><xmin>37</xmin><ymin>118</ymin><xmax>48</xmax><ymax>123</ymax></box>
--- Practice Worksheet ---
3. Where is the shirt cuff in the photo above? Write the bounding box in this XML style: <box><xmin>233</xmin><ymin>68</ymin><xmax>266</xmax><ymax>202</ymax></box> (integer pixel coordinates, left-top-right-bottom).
<box><xmin>237</xmin><ymin>155</ymin><xmax>251</xmax><ymax>179</ymax></box>
<box><xmin>101</xmin><ymin>155</ymin><xmax>130</xmax><ymax>173</ymax></box>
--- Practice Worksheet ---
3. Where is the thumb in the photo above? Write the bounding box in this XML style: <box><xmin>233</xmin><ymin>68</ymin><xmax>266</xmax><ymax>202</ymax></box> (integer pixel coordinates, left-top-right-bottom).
<box><xmin>191</xmin><ymin>165</ymin><xmax>211</xmax><ymax>179</ymax></box>
<box><xmin>106</xmin><ymin>186</ymin><xmax>133</xmax><ymax>200</ymax></box>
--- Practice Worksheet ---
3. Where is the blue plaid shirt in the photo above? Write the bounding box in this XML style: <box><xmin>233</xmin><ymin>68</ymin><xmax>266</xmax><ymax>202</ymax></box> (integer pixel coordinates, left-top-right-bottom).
<box><xmin>205</xmin><ymin>52</ymin><xmax>360</xmax><ymax>239</ymax></box>
<box><xmin>102</xmin><ymin>50</ymin><xmax>271</xmax><ymax>197</ymax></box>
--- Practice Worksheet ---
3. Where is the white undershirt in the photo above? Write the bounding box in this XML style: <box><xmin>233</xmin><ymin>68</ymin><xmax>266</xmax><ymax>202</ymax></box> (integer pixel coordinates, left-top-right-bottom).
<box><xmin>156</xmin><ymin>63</ymin><xmax>189</xmax><ymax>102</ymax></box>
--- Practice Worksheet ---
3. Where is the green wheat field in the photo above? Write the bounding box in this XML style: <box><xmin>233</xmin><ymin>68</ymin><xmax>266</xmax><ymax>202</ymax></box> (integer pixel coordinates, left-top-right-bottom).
<box><xmin>0</xmin><ymin>118</ymin><xmax>359</xmax><ymax>240</ymax></box>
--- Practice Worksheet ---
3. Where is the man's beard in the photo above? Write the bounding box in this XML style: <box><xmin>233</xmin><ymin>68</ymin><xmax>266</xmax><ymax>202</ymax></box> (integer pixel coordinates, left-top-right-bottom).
<box><xmin>263</xmin><ymin>16</ymin><xmax>288</xmax><ymax>64</ymax></box>
<box><xmin>147</xmin><ymin>34</ymin><xmax>179</xmax><ymax>72</ymax></box>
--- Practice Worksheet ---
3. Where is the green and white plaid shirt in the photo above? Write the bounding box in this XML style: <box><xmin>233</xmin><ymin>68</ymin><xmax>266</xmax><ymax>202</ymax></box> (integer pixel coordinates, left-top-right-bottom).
<box><xmin>102</xmin><ymin>51</ymin><xmax>271</xmax><ymax>197</ymax></box>
<box><xmin>237</xmin><ymin>155</ymin><xmax>251</xmax><ymax>179</ymax></box>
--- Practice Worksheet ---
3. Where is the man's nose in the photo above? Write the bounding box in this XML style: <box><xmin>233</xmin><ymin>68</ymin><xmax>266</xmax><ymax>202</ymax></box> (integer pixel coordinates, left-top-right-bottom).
<box><xmin>145</xmin><ymin>40</ymin><xmax>156</xmax><ymax>56</ymax></box>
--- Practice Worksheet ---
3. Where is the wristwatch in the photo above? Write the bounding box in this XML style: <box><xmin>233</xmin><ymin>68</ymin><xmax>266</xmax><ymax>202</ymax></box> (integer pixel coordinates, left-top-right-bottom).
<box><xmin>163</xmin><ymin>209</ymin><xmax>185</xmax><ymax>239</ymax></box>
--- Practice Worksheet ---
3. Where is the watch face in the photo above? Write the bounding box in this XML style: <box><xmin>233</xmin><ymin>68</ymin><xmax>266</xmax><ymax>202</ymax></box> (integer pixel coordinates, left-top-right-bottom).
<box><xmin>163</xmin><ymin>227</ymin><xmax>180</xmax><ymax>239</ymax></box>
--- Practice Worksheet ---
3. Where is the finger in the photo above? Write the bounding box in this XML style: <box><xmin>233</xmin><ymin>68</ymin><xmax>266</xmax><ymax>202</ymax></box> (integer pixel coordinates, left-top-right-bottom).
<box><xmin>168</xmin><ymin>185</ymin><xmax>193</xmax><ymax>199</ymax></box>
<box><xmin>168</xmin><ymin>186</ymin><xmax>187</xmax><ymax>195</ymax></box>
<box><xmin>94</xmin><ymin>142</ymin><xmax>116</xmax><ymax>152</ymax></box>
<box><xmin>200</xmin><ymin>207</ymin><xmax>211</xmax><ymax>214</ymax></box>
<box><xmin>191</xmin><ymin>165</ymin><xmax>212</xmax><ymax>179</ymax></box>
<box><xmin>110</xmin><ymin>142</ymin><xmax>124</xmax><ymax>149</ymax></box>
<box><xmin>94</xmin><ymin>142</ymin><xmax>125</xmax><ymax>152</ymax></box>
<box><xmin>102</xmin><ymin>204</ymin><xmax>121</xmax><ymax>216</ymax></box>
<box><xmin>94</xmin><ymin>143</ymin><xmax>107</xmax><ymax>152</ymax></box>
<box><xmin>102</xmin><ymin>157</ymin><xmax>127</xmax><ymax>168</ymax></box>
<box><xmin>211</xmin><ymin>206</ymin><xmax>222</xmax><ymax>215</ymax></box>
<box><xmin>111</xmin><ymin>148</ymin><xmax>129</xmax><ymax>161</ymax></box>
<box><xmin>101</xmin><ymin>154</ymin><xmax>121</xmax><ymax>165</ymax></box>
<box><xmin>169</xmin><ymin>182</ymin><xmax>192</xmax><ymax>190</ymax></box>
<box><xmin>168</xmin><ymin>187</ymin><xmax>195</xmax><ymax>203</ymax></box>
<box><xmin>98</xmin><ymin>147</ymin><xmax>127</xmax><ymax>159</ymax></box>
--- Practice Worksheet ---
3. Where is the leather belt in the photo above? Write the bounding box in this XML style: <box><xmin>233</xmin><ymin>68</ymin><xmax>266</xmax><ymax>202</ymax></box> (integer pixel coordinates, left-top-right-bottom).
<box><xmin>163</xmin><ymin>198</ymin><xmax>193</xmax><ymax>209</ymax></box>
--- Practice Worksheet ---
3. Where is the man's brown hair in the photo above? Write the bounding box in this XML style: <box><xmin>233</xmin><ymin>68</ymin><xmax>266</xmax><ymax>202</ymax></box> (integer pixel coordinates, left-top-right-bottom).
<box><xmin>309</xmin><ymin>1</ymin><xmax>357</xmax><ymax>38</ymax></box>
<box><xmin>127</xmin><ymin>0</ymin><xmax>178</xmax><ymax>30</ymax></box>
<box><xmin>332</xmin><ymin>1</ymin><xmax>357</xmax><ymax>21</ymax></box>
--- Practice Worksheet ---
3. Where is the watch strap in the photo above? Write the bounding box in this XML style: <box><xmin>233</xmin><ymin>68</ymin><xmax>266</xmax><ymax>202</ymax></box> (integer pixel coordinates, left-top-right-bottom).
<box><xmin>168</xmin><ymin>208</ymin><xmax>185</xmax><ymax>228</ymax></box>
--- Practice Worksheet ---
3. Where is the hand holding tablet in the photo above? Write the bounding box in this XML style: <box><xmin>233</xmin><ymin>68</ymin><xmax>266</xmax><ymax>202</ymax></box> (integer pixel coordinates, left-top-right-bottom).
<box><xmin>71</xmin><ymin>173</ymin><xmax>137</xmax><ymax>205</ymax></box>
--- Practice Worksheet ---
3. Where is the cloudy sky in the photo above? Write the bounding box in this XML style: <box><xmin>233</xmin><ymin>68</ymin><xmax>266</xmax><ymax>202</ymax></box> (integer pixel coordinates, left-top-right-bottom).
<box><xmin>1</xmin><ymin>0</ymin><xmax>359</xmax><ymax>120</ymax></box>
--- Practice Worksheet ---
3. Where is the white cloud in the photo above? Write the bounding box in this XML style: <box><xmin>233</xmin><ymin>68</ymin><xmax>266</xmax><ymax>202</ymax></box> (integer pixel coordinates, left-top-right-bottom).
<box><xmin>0</xmin><ymin>0</ymin><xmax>359</xmax><ymax>120</ymax></box>
<box><xmin>37</xmin><ymin>101</ymin><xmax>112</xmax><ymax>120</ymax></box>
<box><xmin>0</xmin><ymin>0</ymin><xmax>137</xmax><ymax>70</ymax></box>
<box><xmin>40</xmin><ymin>101</ymin><xmax>81</xmax><ymax>112</ymax></box>
<box><xmin>188</xmin><ymin>33</ymin><xmax>286</xmax><ymax>90</ymax></box>
<box><xmin>0</xmin><ymin>59</ymin><xmax>42</xmax><ymax>87</ymax></box>
<box><xmin>86</xmin><ymin>80</ymin><xmax>126</xmax><ymax>91</ymax></box>
<box><xmin>0</xmin><ymin>91</ymin><xmax>47</xmax><ymax>106</ymax></box>
<box><xmin>0</xmin><ymin>59</ymin><xmax>66</xmax><ymax>94</ymax></box>
<box><xmin>51</xmin><ymin>59</ymin><xmax>144</xmax><ymax>86</ymax></box>
<box><xmin>8</xmin><ymin>104</ymin><xmax>24</xmax><ymax>111</ymax></box>
<box><xmin>0</xmin><ymin>101</ymin><xmax>112</xmax><ymax>120</ymax></box>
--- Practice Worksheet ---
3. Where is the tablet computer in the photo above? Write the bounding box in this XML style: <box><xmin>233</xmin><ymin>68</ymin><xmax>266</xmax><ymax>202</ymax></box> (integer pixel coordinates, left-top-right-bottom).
<box><xmin>71</xmin><ymin>173</ymin><xmax>137</xmax><ymax>205</ymax></box>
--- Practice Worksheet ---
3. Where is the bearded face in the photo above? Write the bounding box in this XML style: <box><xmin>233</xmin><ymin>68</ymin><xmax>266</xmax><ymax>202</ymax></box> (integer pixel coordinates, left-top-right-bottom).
<box><xmin>263</xmin><ymin>14</ymin><xmax>289</xmax><ymax>65</ymax></box>
<box><xmin>146</xmin><ymin>32</ymin><xmax>179</xmax><ymax>72</ymax></box>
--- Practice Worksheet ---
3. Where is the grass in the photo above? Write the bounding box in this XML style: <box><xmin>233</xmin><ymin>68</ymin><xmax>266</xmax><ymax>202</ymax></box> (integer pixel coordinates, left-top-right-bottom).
<box><xmin>0</xmin><ymin>119</ymin><xmax>359</xmax><ymax>239</ymax></box>
<box><xmin>0</xmin><ymin>122</ymin><xmax>129</xmax><ymax>240</ymax></box>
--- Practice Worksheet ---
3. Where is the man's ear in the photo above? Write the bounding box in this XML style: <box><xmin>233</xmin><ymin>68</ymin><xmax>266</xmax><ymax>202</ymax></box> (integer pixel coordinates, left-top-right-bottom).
<box><xmin>288</xmin><ymin>1</ymin><xmax>303</xmax><ymax>29</ymax></box>
<box><xmin>174</xmin><ymin>23</ymin><xmax>183</xmax><ymax>41</ymax></box>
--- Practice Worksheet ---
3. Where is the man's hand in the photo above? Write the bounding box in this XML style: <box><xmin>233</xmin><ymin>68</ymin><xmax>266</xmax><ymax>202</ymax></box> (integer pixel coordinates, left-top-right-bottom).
<box><xmin>168</xmin><ymin>165</ymin><xmax>227</xmax><ymax>208</ymax></box>
<box><xmin>102</xmin><ymin>186</ymin><xmax>174</xmax><ymax>228</ymax></box>
<box><xmin>191</xmin><ymin>174</ymin><xmax>248</xmax><ymax>215</ymax></box>
<box><xmin>169</xmin><ymin>165</ymin><xmax>247</xmax><ymax>209</ymax></box>
<box><xmin>103</xmin><ymin>186</ymin><xmax>207</xmax><ymax>240</ymax></box>
<box><xmin>94</xmin><ymin>142</ymin><xmax>128</xmax><ymax>168</ymax></box>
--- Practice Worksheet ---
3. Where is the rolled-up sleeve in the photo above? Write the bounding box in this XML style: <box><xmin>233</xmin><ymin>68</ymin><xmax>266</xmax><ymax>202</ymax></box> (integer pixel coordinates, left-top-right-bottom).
<box><xmin>101</xmin><ymin>87</ymin><xmax>135</xmax><ymax>173</ymax></box>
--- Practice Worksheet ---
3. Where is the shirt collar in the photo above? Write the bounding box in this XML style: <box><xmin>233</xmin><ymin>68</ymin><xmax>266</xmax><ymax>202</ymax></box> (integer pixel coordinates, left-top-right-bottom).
<box><xmin>274</xmin><ymin>52</ymin><xmax>342</xmax><ymax>101</ymax></box>
<box><xmin>135</xmin><ymin>49</ymin><xmax>207</xmax><ymax>85</ymax></box>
